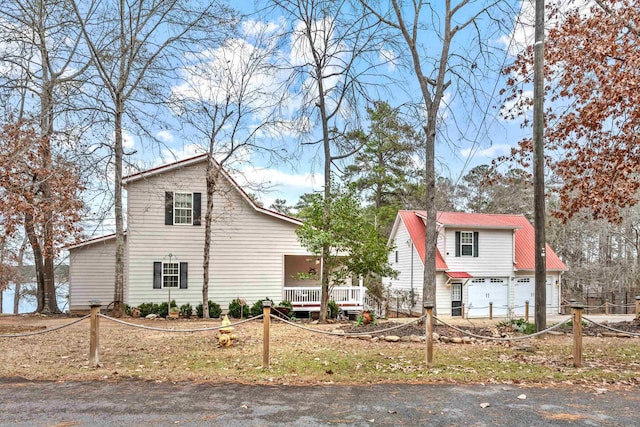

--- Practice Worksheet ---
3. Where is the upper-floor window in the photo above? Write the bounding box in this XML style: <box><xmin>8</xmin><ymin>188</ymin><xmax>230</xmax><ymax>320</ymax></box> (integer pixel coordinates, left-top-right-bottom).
<box><xmin>165</xmin><ymin>191</ymin><xmax>201</xmax><ymax>226</ymax></box>
<box><xmin>460</xmin><ymin>232</ymin><xmax>474</xmax><ymax>256</ymax></box>
<box><xmin>455</xmin><ymin>231</ymin><xmax>479</xmax><ymax>257</ymax></box>
<box><xmin>174</xmin><ymin>193</ymin><xmax>193</xmax><ymax>225</ymax></box>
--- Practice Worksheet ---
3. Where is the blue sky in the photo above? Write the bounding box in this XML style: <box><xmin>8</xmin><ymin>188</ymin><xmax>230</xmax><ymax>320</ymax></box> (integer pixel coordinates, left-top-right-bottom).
<box><xmin>117</xmin><ymin>1</ymin><xmax>550</xmax><ymax>210</ymax></box>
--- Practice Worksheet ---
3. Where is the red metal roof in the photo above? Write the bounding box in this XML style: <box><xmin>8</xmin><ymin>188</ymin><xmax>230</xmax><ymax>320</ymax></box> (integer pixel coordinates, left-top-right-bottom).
<box><xmin>446</xmin><ymin>271</ymin><xmax>474</xmax><ymax>279</ymax></box>
<box><xmin>399</xmin><ymin>211</ymin><xmax>448</xmax><ymax>270</ymax></box>
<box><xmin>398</xmin><ymin>210</ymin><xmax>567</xmax><ymax>271</ymax></box>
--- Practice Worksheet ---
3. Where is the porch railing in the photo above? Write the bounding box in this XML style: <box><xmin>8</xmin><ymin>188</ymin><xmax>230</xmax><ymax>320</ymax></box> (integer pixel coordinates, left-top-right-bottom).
<box><xmin>283</xmin><ymin>286</ymin><xmax>365</xmax><ymax>310</ymax></box>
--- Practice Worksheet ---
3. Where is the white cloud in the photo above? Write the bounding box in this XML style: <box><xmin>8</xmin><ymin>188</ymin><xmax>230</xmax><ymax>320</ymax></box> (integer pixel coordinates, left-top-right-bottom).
<box><xmin>233</xmin><ymin>166</ymin><xmax>323</xmax><ymax>207</ymax></box>
<box><xmin>241</xmin><ymin>19</ymin><xmax>280</xmax><ymax>38</ymax></box>
<box><xmin>379</xmin><ymin>48</ymin><xmax>397</xmax><ymax>72</ymax></box>
<box><xmin>158</xmin><ymin>143</ymin><xmax>205</xmax><ymax>166</ymax></box>
<box><xmin>173</xmin><ymin>37</ymin><xmax>284</xmax><ymax>110</ymax></box>
<box><xmin>460</xmin><ymin>143</ymin><xmax>513</xmax><ymax>159</ymax></box>
<box><xmin>156</xmin><ymin>130</ymin><xmax>174</xmax><ymax>143</ymax></box>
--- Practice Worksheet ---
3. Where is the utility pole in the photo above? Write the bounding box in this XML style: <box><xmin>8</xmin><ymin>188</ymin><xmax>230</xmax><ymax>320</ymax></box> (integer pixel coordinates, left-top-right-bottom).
<box><xmin>533</xmin><ymin>0</ymin><xmax>546</xmax><ymax>332</ymax></box>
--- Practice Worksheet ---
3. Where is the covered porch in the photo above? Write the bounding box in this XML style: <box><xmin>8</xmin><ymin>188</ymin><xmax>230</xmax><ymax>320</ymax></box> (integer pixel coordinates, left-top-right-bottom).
<box><xmin>283</xmin><ymin>255</ymin><xmax>366</xmax><ymax>313</ymax></box>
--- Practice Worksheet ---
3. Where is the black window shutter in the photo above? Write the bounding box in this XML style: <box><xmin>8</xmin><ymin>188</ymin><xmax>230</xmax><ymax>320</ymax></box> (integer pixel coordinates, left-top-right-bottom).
<box><xmin>193</xmin><ymin>193</ymin><xmax>201</xmax><ymax>226</ymax></box>
<box><xmin>179</xmin><ymin>262</ymin><xmax>188</xmax><ymax>289</ymax></box>
<box><xmin>153</xmin><ymin>262</ymin><xmax>162</xmax><ymax>289</ymax></box>
<box><xmin>455</xmin><ymin>231</ymin><xmax>461</xmax><ymax>257</ymax></box>
<box><xmin>473</xmin><ymin>232</ymin><xmax>479</xmax><ymax>257</ymax></box>
<box><xmin>165</xmin><ymin>192</ymin><xmax>173</xmax><ymax>225</ymax></box>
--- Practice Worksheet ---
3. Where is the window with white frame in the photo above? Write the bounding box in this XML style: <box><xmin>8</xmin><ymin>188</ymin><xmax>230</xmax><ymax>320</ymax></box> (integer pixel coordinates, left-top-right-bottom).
<box><xmin>153</xmin><ymin>261</ymin><xmax>188</xmax><ymax>289</ymax></box>
<box><xmin>460</xmin><ymin>231</ymin><xmax>474</xmax><ymax>256</ymax></box>
<box><xmin>163</xmin><ymin>262</ymin><xmax>179</xmax><ymax>288</ymax></box>
<box><xmin>173</xmin><ymin>192</ymin><xmax>193</xmax><ymax>225</ymax></box>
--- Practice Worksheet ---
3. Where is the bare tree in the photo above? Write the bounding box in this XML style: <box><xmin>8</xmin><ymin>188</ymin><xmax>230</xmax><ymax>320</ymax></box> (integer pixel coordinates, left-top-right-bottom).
<box><xmin>70</xmin><ymin>0</ymin><xmax>234</xmax><ymax>315</ymax></box>
<box><xmin>360</xmin><ymin>0</ymin><xmax>507</xmax><ymax>313</ymax></box>
<box><xmin>0</xmin><ymin>0</ymin><xmax>90</xmax><ymax>313</ymax></box>
<box><xmin>169</xmin><ymin>24</ymin><xmax>287</xmax><ymax>317</ymax></box>
<box><xmin>270</xmin><ymin>0</ymin><xmax>387</xmax><ymax>322</ymax></box>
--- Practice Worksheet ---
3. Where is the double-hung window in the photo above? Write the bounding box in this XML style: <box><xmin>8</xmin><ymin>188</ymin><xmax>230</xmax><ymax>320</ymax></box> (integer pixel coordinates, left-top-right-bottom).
<box><xmin>460</xmin><ymin>232</ymin><xmax>474</xmax><ymax>256</ymax></box>
<box><xmin>163</xmin><ymin>262</ymin><xmax>180</xmax><ymax>288</ymax></box>
<box><xmin>455</xmin><ymin>231</ymin><xmax>479</xmax><ymax>257</ymax></box>
<box><xmin>173</xmin><ymin>193</ymin><xmax>193</xmax><ymax>225</ymax></box>
<box><xmin>153</xmin><ymin>261</ymin><xmax>188</xmax><ymax>289</ymax></box>
<box><xmin>165</xmin><ymin>191</ymin><xmax>201</xmax><ymax>226</ymax></box>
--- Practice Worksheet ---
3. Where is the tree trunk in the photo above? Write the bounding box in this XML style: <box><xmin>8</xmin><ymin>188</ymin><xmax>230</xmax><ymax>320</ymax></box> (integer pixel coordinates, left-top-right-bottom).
<box><xmin>113</xmin><ymin>98</ymin><xmax>125</xmax><ymax>316</ymax></box>
<box><xmin>15</xmin><ymin>207</ymin><xmax>31</xmax><ymax>313</ymax></box>
<box><xmin>13</xmin><ymin>282</ymin><xmax>21</xmax><ymax>314</ymax></box>
<box><xmin>202</xmin><ymin>158</ymin><xmax>218</xmax><ymax>319</ymax></box>
<box><xmin>25</xmin><ymin>213</ymin><xmax>45</xmax><ymax>313</ymax></box>
<box><xmin>422</xmin><ymin>112</ymin><xmax>437</xmax><ymax>312</ymax></box>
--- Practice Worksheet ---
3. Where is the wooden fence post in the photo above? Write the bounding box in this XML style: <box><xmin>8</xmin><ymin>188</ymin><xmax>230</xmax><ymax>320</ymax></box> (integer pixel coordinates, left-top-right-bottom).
<box><xmin>89</xmin><ymin>301</ymin><xmax>101</xmax><ymax>367</ymax></box>
<box><xmin>525</xmin><ymin>301</ymin><xmax>529</xmax><ymax>323</ymax></box>
<box><xmin>489</xmin><ymin>302</ymin><xmax>493</xmax><ymax>320</ymax></box>
<box><xmin>263</xmin><ymin>300</ymin><xmax>271</xmax><ymax>369</ymax></box>
<box><xmin>635</xmin><ymin>296</ymin><xmax>640</xmax><ymax>320</ymax></box>
<box><xmin>571</xmin><ymin>301</ymin><xmax>584</xmax><ymax>368</ymax></box>
<box><xmin>461</xmin><ymin>303</ymin><xmax>465</xmax><ymax>319</ymax></box>
<box><xmin>605</xmin><ymin>299</ymin><xmax>609</xmax><ymax>315</ymax></box>
<box><xmin>424</xmin><ymin>302</ymin><xmax>434</xmax><ymax>368</ymax></box>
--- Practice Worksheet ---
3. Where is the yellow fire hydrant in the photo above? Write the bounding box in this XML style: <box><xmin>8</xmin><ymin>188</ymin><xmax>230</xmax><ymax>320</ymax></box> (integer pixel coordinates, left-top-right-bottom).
<box><xmin>217</xmin><ymin>315</ymin><xmax>237</xmax><ymax>347</ymax></box>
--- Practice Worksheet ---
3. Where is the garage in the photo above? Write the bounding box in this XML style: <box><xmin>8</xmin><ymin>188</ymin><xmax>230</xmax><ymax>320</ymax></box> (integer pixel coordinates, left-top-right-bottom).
<box><xmin>513</xmin><ymin>277</ymin><xmax>552</xmax><ymax>316</ymax></box>
<box><xmin>466</xmin><ymin>278</ymin><xmax>509</xmax><ymax>317</ymax></box>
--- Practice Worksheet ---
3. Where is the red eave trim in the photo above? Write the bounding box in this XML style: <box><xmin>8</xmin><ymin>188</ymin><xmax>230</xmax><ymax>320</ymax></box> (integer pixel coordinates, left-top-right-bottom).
<box><xmin>446</xmin><ymin>271</ymin><xmax>473</xmax><ymax>279</ymax></box>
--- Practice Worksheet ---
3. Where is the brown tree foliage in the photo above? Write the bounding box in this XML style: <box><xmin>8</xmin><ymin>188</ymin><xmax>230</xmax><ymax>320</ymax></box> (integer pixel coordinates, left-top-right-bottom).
<box><xmin>502</xmin><ymin>0</ymin><xmax>639</xmax><ymax>222</ymax></box>
<box><xmin>0</xmin><ymin>122</ymin><xmax>84</xmax><ymax>309</ymax></box>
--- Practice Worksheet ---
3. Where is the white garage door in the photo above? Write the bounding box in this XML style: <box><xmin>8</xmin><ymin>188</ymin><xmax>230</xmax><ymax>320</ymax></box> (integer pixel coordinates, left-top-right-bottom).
<box><xmin>513</xmin><ymin>277</ymin><xmax>552</xmax><ymax>316</ymax></box>
<box><xmin>467</xmin><ymin>278</ymin><xmax>509</xmax><ymax>317</ymax></box>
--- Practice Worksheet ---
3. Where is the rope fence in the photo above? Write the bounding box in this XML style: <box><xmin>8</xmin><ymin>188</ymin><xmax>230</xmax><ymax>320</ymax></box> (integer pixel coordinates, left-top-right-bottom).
<box><xmin>269</xmin><ymin>312</ymin><xmax>427</xmax><ymax>337</ymax></box>
<box><xmin>433</xmin><ymin>316</ymin><xmax>572</xmax><ymax>342</ymax></box>
<box><xmin>97</xmin><ymin>313</ymin><xmax>262</xmax><ymax>333</ymax></box>
<box><xmin>583</xmin><ymin>316</ymin><xmax>640</xmax><ymax>338</ymax></box>
<box><xmin>0</xmin><ymin>315</ymin><xmax>90</xmax><ymax>338</ymax></box>
<box><xmin>1</xmin><ymin>298</ymin><xmax>638</xmax><ymax>372</ymax></box>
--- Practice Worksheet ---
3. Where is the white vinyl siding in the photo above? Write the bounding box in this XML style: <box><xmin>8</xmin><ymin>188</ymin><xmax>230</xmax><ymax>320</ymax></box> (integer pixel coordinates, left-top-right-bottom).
<box><xmin>444</xmin><ymin>228</ymin><xmax>514</xmax><ymax>277</ymax></box>
<box><xmin>125</xmin><ymin>162</ymin><xmax>310</xmax><ymax>308</ymax></box>
<box><xmin>383</xmin><ymin>220</ymin><xmax>451</xmax><ymax>315</ymax></box>
<box><xmin>69</xmin><ymin>237</ymin><xmax>123</xmax><ymax>311</ymax></box>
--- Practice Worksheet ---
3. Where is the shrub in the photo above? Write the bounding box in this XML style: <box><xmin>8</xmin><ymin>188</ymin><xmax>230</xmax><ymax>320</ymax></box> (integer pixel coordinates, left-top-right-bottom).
<box><xmin>196</xmin><ymin>301</ymin><xmax>222</xmax><ymax>318</ymax></box>
<box><xmin>277</xmin><ymin>300</ymin><xmax>294</xmax><ymax>312</ymax></box>
<box><xmin>156</xmin><ymin>300</ymin><xmax>177</xmax><ymax>318</ymax></box>
<box><xmin>250</xmin><ymin>298</ymin><xmax>274</xmax><ymax>317</ymax></box>
<box><xmin>137</xmin><ymin>302</ymin><xmax>159</xmax><ymax>318</ymax></box>
<box><xmin>179</xmin><ymin>303</ymin><xmax>193</xmax><ymax>318</ymax></box>
<box><xmin>328</xmin><ymin>300</ymin><xmax>339</xmax><ymax>319</ymax></box>
<box><xmin>498</xmin><ymin>318</ymin><xmax>535</xmax><ymax>334</ymax></box>
<box><xmin>228</xmin><ymin>298</ymin><xmax>250</xmax><ymax>318</ymax></box>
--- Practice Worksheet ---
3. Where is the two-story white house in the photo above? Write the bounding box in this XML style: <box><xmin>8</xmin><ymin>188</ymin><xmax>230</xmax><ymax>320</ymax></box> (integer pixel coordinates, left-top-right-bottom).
<box><xmin>67</xmin><ymin>154</ymin><xmax>366</xmax><ymax>314</ymax></box>
<box><xmin>384</xmin><ymin>210</ymin><xmax>568</xmax><ymax>318</ymax></box>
